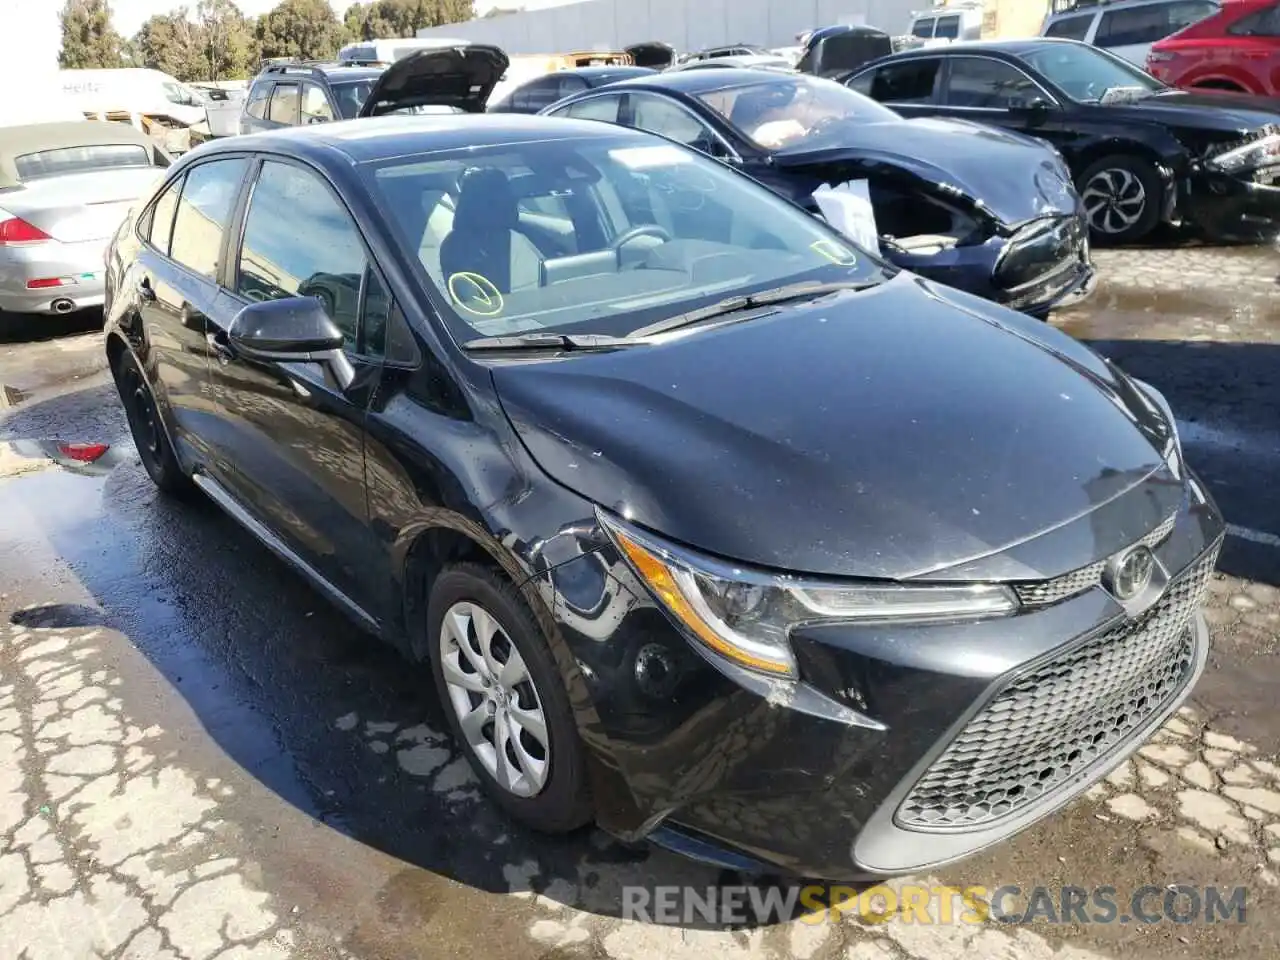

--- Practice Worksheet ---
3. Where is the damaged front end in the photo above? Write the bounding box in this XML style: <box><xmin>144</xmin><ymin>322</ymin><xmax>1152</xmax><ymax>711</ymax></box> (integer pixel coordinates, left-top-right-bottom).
<box><xmin>1183</xmin><ymin>125</ymin><xmax>1280</xmax><ymax>243</ymax></box>
<box><xmin>779</xmin><ymin>154</ymin><xmax>1095</xmax><ymax>317</ymax></box>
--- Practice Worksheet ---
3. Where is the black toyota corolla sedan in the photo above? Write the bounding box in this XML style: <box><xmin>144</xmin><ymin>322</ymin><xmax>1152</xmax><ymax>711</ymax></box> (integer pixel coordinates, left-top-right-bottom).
<box><xmin>103</xmin><ymin>114</ymin><xmax>1223</xmax><ymax>880</ymax></box>
<box><xmin>542</xmin><ymin>69</ymin><xmax>1095</xmax><ymax>318</ymax></box>
<box><xmin>845</xmin><ymin>38</ymin><xmax>1280</xmax><ymax>244</ymax></box>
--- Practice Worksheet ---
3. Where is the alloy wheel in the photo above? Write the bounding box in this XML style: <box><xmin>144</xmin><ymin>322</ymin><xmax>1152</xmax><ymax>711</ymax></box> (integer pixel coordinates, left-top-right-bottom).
<box><xmin>438</xmin><ymin>600</ymin><xmax>550</xmax><ymax>797</ymax></box>
<box><xmin>1081</xmin><ymin>168</ymin><xmax>1147</xmax><ymax>236</ymax></box>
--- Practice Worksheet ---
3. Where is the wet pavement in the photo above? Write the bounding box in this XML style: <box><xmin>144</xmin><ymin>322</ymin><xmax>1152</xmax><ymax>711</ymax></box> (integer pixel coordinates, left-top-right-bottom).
<box><xmin>1</xmin><ymin>239</ymin><xmax>1279</xmax><ymax>959</ymax></box>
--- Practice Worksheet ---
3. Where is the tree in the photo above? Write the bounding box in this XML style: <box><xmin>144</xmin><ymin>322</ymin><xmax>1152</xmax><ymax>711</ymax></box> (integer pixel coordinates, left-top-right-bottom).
<box><xmin>343</xmin><ymin>0</ymin><xmax>476</xmax><ymax>41</ymax></box>
<box><xmin>59</xmin><ymin>0</ymin><xmax>126</xmax><ymax>68</ymax></box>
<box><xmin>134</xmin><ymin>9</ymin><xmax>205</xmax><ymax>80</ymax></box>
<box><xmin>257</xmin><ymin>0</ymin><xmax>347</xmax><ymax>61</ymax></box>
<box><xmin>197</xmin><ymin>0</ymin><xmax>258</xmax><ymax>79</ymax></box>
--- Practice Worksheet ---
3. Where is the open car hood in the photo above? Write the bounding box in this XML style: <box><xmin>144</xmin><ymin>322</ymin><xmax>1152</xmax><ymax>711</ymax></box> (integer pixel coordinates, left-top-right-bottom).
<box><xmin>357</xmin><ymin>44</ymin><xmax>509</xmax><ymax>117</ymax></box>
<box><xmin>772</xmin><ymin>116</ymin><xmax>1079</xmax><ymax>227</ymax></box>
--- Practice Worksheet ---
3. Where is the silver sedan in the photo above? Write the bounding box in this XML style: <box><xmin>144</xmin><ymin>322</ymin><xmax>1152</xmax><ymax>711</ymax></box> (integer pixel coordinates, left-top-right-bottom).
<box><xmin>0</xmin><ymin>121</ymin><xmax>169</xmax><ymax>319</ymax></box>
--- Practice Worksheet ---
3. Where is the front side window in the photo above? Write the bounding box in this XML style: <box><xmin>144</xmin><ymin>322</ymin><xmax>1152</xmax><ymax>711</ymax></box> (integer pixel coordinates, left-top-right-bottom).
<box><xmin>237</xmin><ymin>160</ymin><xmax>367</xmax><ymax>350</ymax></box>
<box><xmin>301</xmin><ymin>85</ymin><xmax>335</xmax><ymax>124</ymax></box>
<box><xmin>1023</xmin><ymin>42</ymin><xmax>1165</xmax><ymax>100</ymax></box>
<box><xmin>169</xmin><ymin>158</ymin><xmax>249</xmax><ymax>279</ymax></box>
<box><xmin>268</xmin><ymin>83</ymin><xmax>300</xmax><ymax>124</ymax></box>
<box><xmin>945</xmin><ymin>57</ymin><xmax>1043</xmax><ymax>108</ymax></box>
<box><xmin>365</xmin><ymin>134</ymin><xmax>891</xmax><ymax>345</ymax></box>
<box><xmin>847</xmin><ymin>60</ymin><xmax>942</xmax><ymax>104</ymax></box>
<box><xmin>1096</xmin><ymin>0</ymin><xmax>1218</xmax><ymax>47</ymax></box>
<box><xmin>698</xmin><ymin>76</ymin><xmax>900</xmax><ymax>149</ymax></box>
<box><xmin>245</xmin><ymin>82</ymin><xmax>271</xmax><ymax>119</ymax></box>
<box><xmin>629</xmin><ymin>94</ymin><xmax>719</xmax><ymax>150</ymax></box>
<box><xmin>1044</xmin><ymin>13</ymin><xmax>1095</xmax><ymax>39</ymax></box>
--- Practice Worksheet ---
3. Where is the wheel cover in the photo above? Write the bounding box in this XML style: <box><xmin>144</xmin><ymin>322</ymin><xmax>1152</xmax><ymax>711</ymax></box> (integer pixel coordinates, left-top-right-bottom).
<box><xmin>1081</xmin><ymin>167</ymin><xmax>1147</xmax><ymax>235</ymax></box>
<box><xmin>439</xmin><ymin>600</ymin><xmax>550</xmax><ymax>798</ymax></box>
<box><xmin>124</xmin><ymin>367</ymin><xmax>162</xmax><ymax>459</ymax></box>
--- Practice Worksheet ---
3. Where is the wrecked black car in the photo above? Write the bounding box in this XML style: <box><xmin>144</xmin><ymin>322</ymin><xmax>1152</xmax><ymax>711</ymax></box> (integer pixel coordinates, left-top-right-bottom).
<box><xmin>543</xmin><ymin>69</ymin><xmax>1094</xmax><ymax>317</ymax></box>
<box><xmin>845</xmin><ymin>38</ymin><xmax>1280</xmax><ymax>244</ymax></box>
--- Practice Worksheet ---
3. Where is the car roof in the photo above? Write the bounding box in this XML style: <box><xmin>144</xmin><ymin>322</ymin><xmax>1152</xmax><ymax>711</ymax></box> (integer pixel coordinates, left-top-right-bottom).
<box><xmin>193</xmin><ymin>113</ymin><xmax>655</xmax><ymax>165</ymax></box>
<box><xmin>567</xmin><ymin>65</ymin><xmax>653</xmax><ymax>79</ymax></box>
<box><xmin>871</xmin><ymin>36</ymin><xmax>1083</xmax><ymax>61</ymax></box>
<box><xmin>607</xmin><ymin>67</ymin><xmax>802</xmax><ymax>94</ymax></box>
<box><xmin>1046</xmin><ymin>0</ymin><xmax>1204</xmax><ymax>15</ymax></box>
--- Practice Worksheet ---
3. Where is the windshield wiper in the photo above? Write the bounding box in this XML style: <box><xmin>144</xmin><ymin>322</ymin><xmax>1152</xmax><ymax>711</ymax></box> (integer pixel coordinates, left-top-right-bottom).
<box><xmin>630</xmin><ymin>280</ymin><xmax>876</xmax><ymax>338</ymax></box>
<box><xmin>463</xmin><ymin>331</ymin><xmax>641</xmax><ymax>353</ymax></box>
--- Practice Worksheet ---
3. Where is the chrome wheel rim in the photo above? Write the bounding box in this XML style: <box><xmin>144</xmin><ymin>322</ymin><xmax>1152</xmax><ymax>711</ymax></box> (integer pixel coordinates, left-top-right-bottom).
<box><xmin>1081</xmin><ymin>168</ymin><xmax>1146</xmax><ymax>235</ymax></box>
<box><xmin>439</xmin><ymin>601</ymin><xmax>550</xmax><ymax>797</ymax></box>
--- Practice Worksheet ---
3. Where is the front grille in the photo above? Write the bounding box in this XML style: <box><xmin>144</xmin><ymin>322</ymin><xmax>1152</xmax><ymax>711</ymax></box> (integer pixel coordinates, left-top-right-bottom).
<box><xmin>897</xmin><ymin>540</ymin><xmax>1219</xmax><ymax>831</ymax></box>
<box><xmin>1014</xmin><ymin>512</ymin><xmax>1177</xmax><ymax>606</ymax></box>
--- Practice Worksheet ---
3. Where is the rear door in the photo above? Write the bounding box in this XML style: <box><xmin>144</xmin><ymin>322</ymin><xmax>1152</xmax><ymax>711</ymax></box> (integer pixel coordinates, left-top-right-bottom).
<box><xmin>1094</xmin><ymin>0</ymin><xmax>1220</xmax><ymax>64</ymax></box>
<box><xmin>203</xmin><ymin>156</ymin><xmax>387</xmax><ymax>615</ymax></box>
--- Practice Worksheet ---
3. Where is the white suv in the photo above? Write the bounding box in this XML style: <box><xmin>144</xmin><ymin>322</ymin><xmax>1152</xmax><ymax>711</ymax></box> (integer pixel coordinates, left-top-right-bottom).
<box><xmin>1041</xmin><ymin>0</ymin><xmax>1220</xmax><ymax>65</ymax></box>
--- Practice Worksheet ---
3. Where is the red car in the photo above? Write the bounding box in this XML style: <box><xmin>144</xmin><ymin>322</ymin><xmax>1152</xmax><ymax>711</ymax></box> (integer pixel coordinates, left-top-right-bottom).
<box><xmin>1147</xmin><ymin>0</ymin><xmax>1280</xmax><ymax>94</ymax></box>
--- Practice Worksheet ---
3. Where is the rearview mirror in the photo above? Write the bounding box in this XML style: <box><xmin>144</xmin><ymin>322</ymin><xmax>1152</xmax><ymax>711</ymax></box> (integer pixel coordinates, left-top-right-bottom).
<box><xmin>228</xmin><ymin>296</ymin><xmax>355</xmax><ymax>389</ymax></box>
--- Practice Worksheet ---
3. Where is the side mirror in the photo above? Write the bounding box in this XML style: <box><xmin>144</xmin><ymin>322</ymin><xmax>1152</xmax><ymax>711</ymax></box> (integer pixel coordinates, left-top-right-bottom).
<box><xmin>228</xmin><ymin>296</ymin><xmax>355</xmax><ymax>389</ymax></box>
<box><xmin>1012</xmin><ymin>97</ymin><xmax>1052</xmax><ymax>125</ymax></box>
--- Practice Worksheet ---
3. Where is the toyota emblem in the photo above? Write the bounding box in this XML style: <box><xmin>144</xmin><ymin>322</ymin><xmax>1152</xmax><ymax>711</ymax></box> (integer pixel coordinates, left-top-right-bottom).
<box><xmin>1108</xmin><ymin>545</ymin><xmax>1156</xmax><ymax>601</ymax></box>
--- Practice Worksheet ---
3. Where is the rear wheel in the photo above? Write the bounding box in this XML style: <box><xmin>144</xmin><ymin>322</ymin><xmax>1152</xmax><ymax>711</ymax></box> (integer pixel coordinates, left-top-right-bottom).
<box><xmin>426</xmin><ymin>562</ymin><xmax>593</xmax><ymax>833</ymax></box>
<box><xmin>1077</xmin><ymin>154</ymin><xmax>1162</xmax><ymax>244</ymax></box>
<box><xmin>113</xmin><ymin>350</ymin><xmax>191</xmax><ymax>496</ymax></box>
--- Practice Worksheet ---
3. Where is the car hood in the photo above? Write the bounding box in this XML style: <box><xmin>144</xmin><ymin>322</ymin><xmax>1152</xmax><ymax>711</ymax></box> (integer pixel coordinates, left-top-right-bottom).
<box><xmin>357</xmin><ymin>44</ymin><xmax>509</xmax><ymax>117</ymax></box>
<box><xmin>771</xmin><ymin>116</ymin><xmax>1078</xmax><ymax>226</ymax></box>
<box><xmin>492</xmin><ymin>273</ymin><xmax>1173</xmax><ymax>580</ymax></box>
<box><xmin>1094</xmin><ymin>88</ymin><xmax>1280</xmax><ymax>134</ymax></box>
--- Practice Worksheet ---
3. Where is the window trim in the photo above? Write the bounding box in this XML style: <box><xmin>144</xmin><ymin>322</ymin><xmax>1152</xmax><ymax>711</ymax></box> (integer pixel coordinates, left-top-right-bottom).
<box><xmin>849</xmin><ymin>56</ymin><xmax>947</xmax><ymax>107</ymax></box>
<box><xmin>227</xmin><ymin>153</ymin><xmax>418</xmax><ymax>368</ymax></box>
<box><xmin>619</xmin><ymin>91</ymin><xmax>744</xmax><ymax>161</ymax></box>
<box><xmin>939</xmin><ymin>54</ymin><xmax>1060</xmax><ymax>111</ymax></box>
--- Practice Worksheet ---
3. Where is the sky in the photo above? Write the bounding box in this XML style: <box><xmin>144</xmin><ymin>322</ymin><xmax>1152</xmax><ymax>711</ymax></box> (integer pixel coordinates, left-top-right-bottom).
<box><xmin>4</xmin><ymin>0</ymin><xmax>546</xmax><ymax>76</ymax></box>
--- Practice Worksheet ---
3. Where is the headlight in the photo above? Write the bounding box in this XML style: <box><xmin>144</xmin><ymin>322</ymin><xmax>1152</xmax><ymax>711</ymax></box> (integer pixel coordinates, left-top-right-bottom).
<box><xmin>1206</xmin><ymin>133</ymin><xmax>1280</xmax><ymax>174</ymax></box>
<box><xmin>598</xmin><ymin>510</ymin><xmax>1019</xmax><ymax>679</ymax></box>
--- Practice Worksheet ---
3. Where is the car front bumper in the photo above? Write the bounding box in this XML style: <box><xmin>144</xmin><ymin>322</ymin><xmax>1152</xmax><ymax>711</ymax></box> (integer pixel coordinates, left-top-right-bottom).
<box><xmin>1181</xmin><ymin>168</ymin><xmax>1280</xmax><ymax>243</ymax></box>
<box><xmin>0</xmin><ymin>240</ymin><xmax>108</xmax><ymax>315</ymax></box>
<box><xmin>545</xmin><ymin>474</ymin><xmax>1224</xmax><ymax>880</ymax></box>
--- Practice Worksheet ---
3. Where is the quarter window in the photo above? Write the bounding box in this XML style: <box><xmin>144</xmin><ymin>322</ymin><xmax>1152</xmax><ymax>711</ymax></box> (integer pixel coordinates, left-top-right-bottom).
<box><xmin>301</xmin><ymin>85</ymin><xmax>335</xmax><ymax>124</ymax></box>
<box><xmin>245</xmin><ymin>82</ymin><xmax>270</xmax><ymax>119</ymax></box>
<box><xmin>1096</xmin><ymin>0</ymin><xmax>1218</xmax><ymax>47</ymax></box>
<box><xmin>1044</xmin><ymin>13</ymin><xmax>1094</xmax><ymax>39</ymax></box>
<box><xmin>147</xmin><ymin>175</ymin><xmax>183</xmax><ymax>254</ymax></box>
<box><xmin>237</xmin><ymin>161</ymin><xmax>367</xmax><ymax>350</ymax></box>
<box><xmin>852</xmin><ymin>60</ymin><xmax>941</xmax><ymax>103</ymax></box>
<box><xmin>169</xmin><ymin>158</ymin><xmax>248</xmax><ymax>279</ymax></box>
<box><xmin>268</xmin><ymin>82</ymin><xmax>300</xmax><ymax>124</ymax></box>
<box><xmin>945</xmin><ymin>57</ymin><xmax>1042</xmax><ymax>109</ymax></box>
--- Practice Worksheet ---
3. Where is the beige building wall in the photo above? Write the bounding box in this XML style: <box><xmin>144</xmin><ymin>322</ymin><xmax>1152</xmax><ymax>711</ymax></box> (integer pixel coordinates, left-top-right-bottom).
<box><xmin>980</xmin><ymin>0</ymin><xmax>1052</xmax><ymax>38</ymax></box>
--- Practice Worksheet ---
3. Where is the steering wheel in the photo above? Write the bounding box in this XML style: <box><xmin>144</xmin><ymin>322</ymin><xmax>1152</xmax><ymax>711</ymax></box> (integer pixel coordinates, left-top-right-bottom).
<box><xmin>611</xmin><ymin>224</ymin><xmax>673</xmax><ymax>251</ymax></box>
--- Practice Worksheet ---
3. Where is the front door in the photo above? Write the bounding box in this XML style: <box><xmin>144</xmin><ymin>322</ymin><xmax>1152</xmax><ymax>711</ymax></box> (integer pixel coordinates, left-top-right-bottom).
<box><xmin>203</xmin><ymin>157</ymin><xmax>386</xmax><ymax>616</ymax></box>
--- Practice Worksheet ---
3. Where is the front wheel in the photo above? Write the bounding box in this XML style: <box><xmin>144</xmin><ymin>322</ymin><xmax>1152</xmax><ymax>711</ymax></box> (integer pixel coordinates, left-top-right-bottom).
<box><xmin>1077</xmin><ymin>154</ymin><xmax>1162</xmax><ymax>244</ymax></box>
<box><xmin>426</xmin><ymin>562</ymin><xmax>593</xmax><ymax>833</ymax></box>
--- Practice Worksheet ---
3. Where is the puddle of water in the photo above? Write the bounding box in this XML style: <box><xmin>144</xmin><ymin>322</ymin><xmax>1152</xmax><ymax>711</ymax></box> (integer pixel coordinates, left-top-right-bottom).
<box><xmin>0</xmin><ymin>438</ymin><xmax>130</xmax><ymax>480</ymax></box>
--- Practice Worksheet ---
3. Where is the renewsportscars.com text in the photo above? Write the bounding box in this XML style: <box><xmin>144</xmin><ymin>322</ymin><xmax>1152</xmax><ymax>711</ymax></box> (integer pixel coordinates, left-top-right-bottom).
<box><xmin>622</xmin><ymin>884</ymin><xmax>1248</xmax><ymax>926</ymax></box>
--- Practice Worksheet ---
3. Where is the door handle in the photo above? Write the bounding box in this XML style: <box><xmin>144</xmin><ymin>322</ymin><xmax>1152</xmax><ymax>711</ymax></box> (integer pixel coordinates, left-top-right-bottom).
<box><xmin>136</xmin><ymin>277</ymin><xmax>156</xmax><ymax>302</ymax></box>
<box><xmin>206</xmin><ymin>330</ymin><xmax>235</xmax><ymax>365</ymax></box>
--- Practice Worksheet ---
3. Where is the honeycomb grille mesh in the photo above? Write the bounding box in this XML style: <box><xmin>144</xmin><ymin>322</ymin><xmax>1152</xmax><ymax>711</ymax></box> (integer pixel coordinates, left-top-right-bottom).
<box><xmin>1014</xmin><ymin>513</ymin><xmax>1179</xmax><ymax>606</ymax></box>
<box><xmin>897</xmin><ymin>540</ymin><xmax>1219</xmax><ymax>831</ymax></box>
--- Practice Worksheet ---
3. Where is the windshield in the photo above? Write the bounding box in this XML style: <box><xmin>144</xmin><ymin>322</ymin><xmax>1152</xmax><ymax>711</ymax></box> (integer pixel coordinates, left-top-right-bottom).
<box><xmin>365</xmin><ymin>133</ymin><xmax>890</xmax><ymax>345</ymax></box>
<box><xmin>696</xmin><ymin>76</ymin><xmax>901</xmax><ymax>150</ymax></box>
<box><xmin>1023</xmin><ymin>42</ymin><xmax>1164</xmax><ymax>102</ymax></box>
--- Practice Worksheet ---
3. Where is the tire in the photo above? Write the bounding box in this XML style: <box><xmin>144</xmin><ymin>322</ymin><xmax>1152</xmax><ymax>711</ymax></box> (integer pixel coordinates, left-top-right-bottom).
<box><xmin>426</xmin><ymin>562</ymin><xmax>593</xmax><ymax>833</ymax></box>
<box><xmin>1077</xmin><ymin>154</ymin><xmax>1162</xmax><ymax>245</ymax></box>
<box><xmin>112</xmin><ymin>349</ymin><xmax>192</xmax><ymax>496</ymax></box>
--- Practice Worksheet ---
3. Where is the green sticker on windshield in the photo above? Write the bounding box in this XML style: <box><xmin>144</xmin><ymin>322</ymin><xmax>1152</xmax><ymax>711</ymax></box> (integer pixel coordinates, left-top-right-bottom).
<box><xmin>448</xmin><ymin>272</ymin><xmax>504</xmax><ymax>317</ymax></box>
<box><xmin>810</xmin><ymin>240</ymin><xmax>857</xmax><ymax>266</ymax></box>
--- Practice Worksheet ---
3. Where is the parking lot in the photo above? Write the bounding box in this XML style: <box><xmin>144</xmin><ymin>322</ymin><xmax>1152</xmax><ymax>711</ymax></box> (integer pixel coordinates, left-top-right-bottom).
<box><xmin>1</xmin><ymin>236</ymin><xmax>1279</xmax><ymax>960</ymax></box>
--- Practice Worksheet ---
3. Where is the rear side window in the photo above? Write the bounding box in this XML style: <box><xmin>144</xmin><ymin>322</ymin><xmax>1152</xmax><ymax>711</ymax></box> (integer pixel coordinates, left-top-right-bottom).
<box><xmin>1229</xmin><ymin>4</ymin><xmax>1280</xmax><ymax>36</ymax></box>
<box><xmin>236</xmin><ymin>160</ymin><xmax>367</xmax><ymax>350</ymax></box>
<box><xmin>853</xmin><ymin>59</ymin><xmax>941</xmax><ymax>104</ymax></box>
<box><xmin>245</xmin><ymin>82</ymin><xmax>270</xmax><ymax>119</ymax></box>
<box><xmin>1045</xmin><ymin>13</ymin><xmax>1095</xmax><ymax>39</ymax></box>
<box><xmin>911</xmin><ymin>17</ymin><xmax>935</xmax><ymax>38</ymax></box>
<box><xmin>1096</xmin><ymin>1</ymin><xmax>1219</xmax><ymax>47</ymax></box>
<box><xmin>558</xmin><ymin>94</ymin><xmax>622</xmax><ymax>122</ymax></box>
<box><xmin>511</xmin><ymin>77</ymin><xmax>565</xmax><ymax>112</ymax></box>
<box><xmin>935</xmin><ymin>15</ymin><xmax>961</xmax><ymax>39</ymax></box>
<box><xmin>148</xmin><ymin>175</ymin><xmax>183</xmax><ymax>254</ymax></box>
<box><xmin>301</xmin><ymin>84</ymin><xmax>335</xmax><ymax>124</ymax></box>
<box><xmin>15</xmin><ymin>144</ymin><xmax>153</xmax><ymax>180</ymax></box>
<box><xmin>268</xmin><ymin>82</ymin><xmax>300</xmax><ymax>124</ymax></box>
<box><xmin>169</xmin><ymin>158</ymin><xmax>249</xmax><ymax>279</ymax></box>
